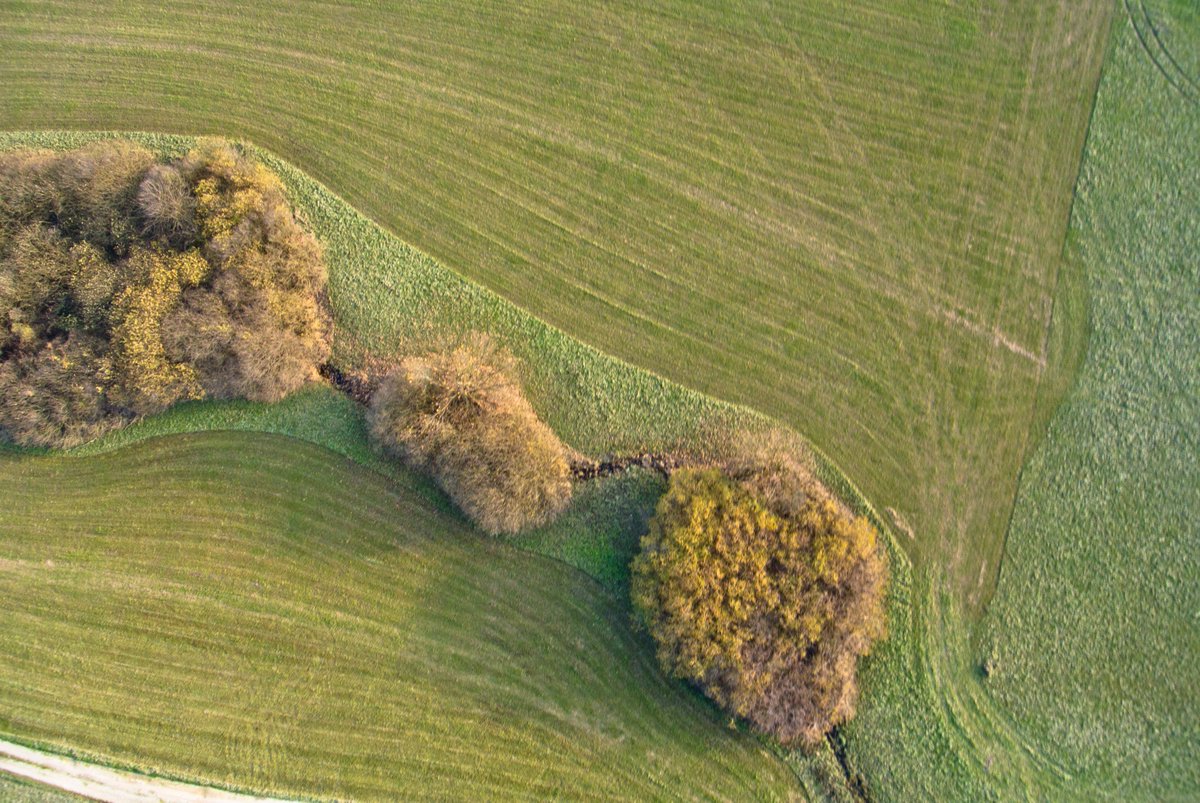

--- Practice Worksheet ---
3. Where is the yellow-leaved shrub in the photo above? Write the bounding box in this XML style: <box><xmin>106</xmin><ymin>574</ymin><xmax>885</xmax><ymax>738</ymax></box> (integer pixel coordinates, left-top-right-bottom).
<box><xmin>631</xmin><ymin>467</ymin><xmax>887</xmax><ymax>747</ymax></box>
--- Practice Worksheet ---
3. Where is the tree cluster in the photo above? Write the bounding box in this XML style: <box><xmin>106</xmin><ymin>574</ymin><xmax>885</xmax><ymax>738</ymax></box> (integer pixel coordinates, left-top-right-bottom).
<box><xmin>368</xmin><ymin>333</ymin><xmax>572</xmax><ymax>535</ymax></box>
<box><xmin>0</xmin><ymin>140</ymin><xmax>331</xmax><ymax>447</ymax></box>
<box><xmin>631</xmin><ymin>463</ymin><xmax>887</xmax><ymax>747</ymax></box>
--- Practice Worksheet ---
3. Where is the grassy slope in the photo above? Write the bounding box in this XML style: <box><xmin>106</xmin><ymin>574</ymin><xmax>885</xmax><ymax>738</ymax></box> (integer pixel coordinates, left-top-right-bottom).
<box><xmin>981</xmin><ymin>2</ymin><xmax>1200</xmax><ymax>797</ymax></box>
<box><xmin>0</xmin><ymin>433</ymin><xmax>800</xmax><ymax>801</ymax></box>
<box><xmin>0</xmin><ymin>0</ymin><xmax>1112</xmax><ymax>609</ymax></box>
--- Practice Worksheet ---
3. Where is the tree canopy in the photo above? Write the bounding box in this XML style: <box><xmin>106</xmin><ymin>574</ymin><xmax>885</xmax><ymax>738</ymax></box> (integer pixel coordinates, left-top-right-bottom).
<box><xmin>369</xmin><ymin>333</ymin><xmax>572</xmax><ymax>535</ymax></box>
<box><xmin>632</xmin><ymin>467</ymin><xmax>887</xmax><ymax>747</ymax></box>
<box><xmin>0</xmin><ymin>139</ymin><xmax>330</xmax><ymax>447</ymax></box>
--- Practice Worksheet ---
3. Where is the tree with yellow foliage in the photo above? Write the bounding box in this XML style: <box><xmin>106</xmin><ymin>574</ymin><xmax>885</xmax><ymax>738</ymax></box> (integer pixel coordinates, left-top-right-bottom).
<box><xmin>106</xmin><ymin>246</ymin><xmax>209</xmax><ymax>414</ymax></box>
<box><xmin>631</xmin><ymin>467</ymin><xmax>887</xmax><ymax>747</ymax></box>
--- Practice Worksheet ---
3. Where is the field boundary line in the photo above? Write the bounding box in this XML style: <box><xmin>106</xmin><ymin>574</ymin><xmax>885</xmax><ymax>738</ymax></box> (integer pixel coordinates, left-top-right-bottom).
<box><xmin>986</xmin><ymin>1</ymin><xmax>1115</xmax><ymax>609</ymax></box>
<box><xmin>0</xmin><ymin>738</ymin><xmax>296</xmax><ymax>803</ymax></box>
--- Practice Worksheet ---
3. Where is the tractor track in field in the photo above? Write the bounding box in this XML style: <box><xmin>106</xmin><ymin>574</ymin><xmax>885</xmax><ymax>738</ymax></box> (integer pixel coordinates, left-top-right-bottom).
<box><xmin>0</xmin><ymin>738</ymin><xmax>292</xmax><ymax>802</ymax></box>
<box><xmin>1126</xmin><ymin>0</ymin><xmax>1199</xmax><ymax>104</ymax></box>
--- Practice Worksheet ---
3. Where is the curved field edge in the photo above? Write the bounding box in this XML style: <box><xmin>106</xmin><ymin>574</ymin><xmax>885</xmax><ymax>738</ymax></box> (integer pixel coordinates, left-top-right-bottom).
<box><xmin>0</xmin><ymin>130</ymin><xmax>903</xmax><ymax>591</ymax></box>
<box><xmin>980</xmin><ymin>2</ymin><xmax>1200</xmax><ymax>797</ymax></box>
<box><xmin>0</xmin><ymin>1</ymin><xmax>1115</xmax><ymax>627</ymax></box>
<box><xmin>0</xmin><ymin>131</ymin><xmax>1051</xmax><ymax>800</ymax></box>
<box><xmin>0</xmin><ymin>431</ymin><xmax>802</xmax><ymax>801</ymax></box>
<box><xmin>0</xmin><ymin>131</ymin><xmax>892</xmax><ymax>799</ymax></box>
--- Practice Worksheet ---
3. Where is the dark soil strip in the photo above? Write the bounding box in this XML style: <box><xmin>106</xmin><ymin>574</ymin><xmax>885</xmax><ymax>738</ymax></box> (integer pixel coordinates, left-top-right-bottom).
<box><xmin>320</xmin><ymin>362</ymin><xmax>684</xmax><ymax>482</ymax></box>
<box><xmin>569</xmin><ymin>452</ymin><xmax>683</xmax><ymax>481</ymax></box>
<box><xmin>319</xmin><ymin>362</ymin><xmax>374</xmax><ymax>404</ymax></box>
<box><xmin>828</xmin><ymin>727</ymin><xmax>870</xmax><ymax>803</ymax></box>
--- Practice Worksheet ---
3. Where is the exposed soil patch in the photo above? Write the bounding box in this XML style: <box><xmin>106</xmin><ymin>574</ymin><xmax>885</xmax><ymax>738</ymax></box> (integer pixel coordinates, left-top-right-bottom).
<box><xmin>319</xmin><ymin>362</ymin><xmax>375</xmax><ymax>405</ymax></box>
<box><xmin>570</xmin><ymin>452</ymin><xmax>683</xmax><ymax>481</ymax></box>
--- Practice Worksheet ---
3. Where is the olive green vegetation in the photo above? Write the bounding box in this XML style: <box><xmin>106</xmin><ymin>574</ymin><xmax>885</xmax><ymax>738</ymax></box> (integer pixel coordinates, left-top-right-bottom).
<box><xmin>0</xmin><ymin>772</ymin><xmax>88</xmax><ymax>803</ymax></box>
<box><xmin>0</xmin><ymin>1</ymin><xmax>1114</xmax><ymax>611</ymax></box>
<box><xmin>0</xmin><ymin>432</ymin><xmax>800</xmax><ymax>801</ymax></box>
<box><xmin>980</xmin><ymin>2</ymin><xmax>1200</xmax><ymax>797</ymax></box>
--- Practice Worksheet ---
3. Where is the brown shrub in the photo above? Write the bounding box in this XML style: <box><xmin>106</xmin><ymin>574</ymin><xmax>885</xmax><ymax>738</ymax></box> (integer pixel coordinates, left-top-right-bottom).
<box><xmin>0</xmin><ymin>333</ymin><xmax>126</xmax><ymax>448</ymax></box>
<box><xmin>136</xmin><ymin>163</ymin><xmax>197</xmax><ymax>247</ymax></box>
<box><xmin>631</xmin><ymin>467</ymin><xmax>887</xmax><ymax>748</ymax></box>
<box><xmin>51</xmin><ymin>140</ymin><xmax>155</xmax><ymax>255</ymax></box>
<box><xmin>0</xmin><ymin>224</ymin><xmax>73</xmax><ymax>344</ymax></box>
<box><xmin>0</xmin><ymin>150</ymin><xmax>61</xmax><ymax>248</ymax></box>
<box><xmin>160</xmin><ymin>142</ymin><xmax>331</xmax><ymax>402</ymax></box>
<box><xmin>369</xmin><ymin>334</ymin><xmax>573</xmax><ymax>535</ymax></box>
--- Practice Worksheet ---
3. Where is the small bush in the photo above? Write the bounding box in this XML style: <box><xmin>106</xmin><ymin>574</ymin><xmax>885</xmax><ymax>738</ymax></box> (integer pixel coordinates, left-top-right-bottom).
<box><xmin>369</xmin><ymin>334</ymin><xmax>572</xmax><ymax>535</ymax></box>
<box><xmin>631</xmin><ymin>467</ymin><xmax>887</xmax><ymax>747</ymax></box>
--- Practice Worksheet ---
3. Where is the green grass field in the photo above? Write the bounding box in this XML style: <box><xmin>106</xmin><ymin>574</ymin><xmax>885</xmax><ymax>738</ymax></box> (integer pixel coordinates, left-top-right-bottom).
<box><xmin>0</xmin><ymin>0</ymin><xmax>1113</xmax><ymax>609</ymax></box>
<box><xmin>0</xmin><ymin>433</ymin><xmax>801</xmax><ymax>801</ymax></box>
<box><xmin>980</xmin><ymin>2</ymin><xmax>1200</xmax><ymax>796</ymax></box>
<box><xmin>1</xmin><ymin>0</ymin><xmax>1196</xmax><ymax>799</ymax></box>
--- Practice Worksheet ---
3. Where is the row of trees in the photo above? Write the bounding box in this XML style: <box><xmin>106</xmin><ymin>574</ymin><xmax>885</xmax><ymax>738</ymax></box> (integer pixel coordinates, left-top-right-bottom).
<box><xmin>0</xmin><ymin>140</ymin><xmax>330</xmax><ymax>447</ymax></box>
<box><xmin>0</xmin><ymin>138</ymin><xmax>887</xmax><ymax>750</ymax></box>
<box><xmin>365</xmin><ymin>334</ymin><xmax>888</xmax><ymax>747</ymax></box>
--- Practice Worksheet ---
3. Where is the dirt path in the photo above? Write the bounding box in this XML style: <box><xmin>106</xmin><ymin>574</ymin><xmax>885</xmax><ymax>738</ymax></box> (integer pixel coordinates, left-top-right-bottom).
<box><xmin>0</xmin><ymin>739</ymin><xmax>293</xmax><ymax>802</ymax></box>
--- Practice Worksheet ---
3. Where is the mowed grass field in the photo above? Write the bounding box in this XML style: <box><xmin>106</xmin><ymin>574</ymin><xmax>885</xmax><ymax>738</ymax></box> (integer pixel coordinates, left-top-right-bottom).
<box><xmin>0</xmin><ymin>432</ymin><xmax>801</xmax><ymax>801</ymax></box>
<box><xmin>0</xmin><ymin>0</ymin><xmax>1113</xmax><ymax>608</ymax></box>
<box><xmin>5</xmin><ymin>1</ymin><xmax>1190</xmax><ymax>800</ymax></box>
<box><xmin>981</xmin><ymin>1</ymin><xmax>1200</xmax><ymax>797</ymax></box>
